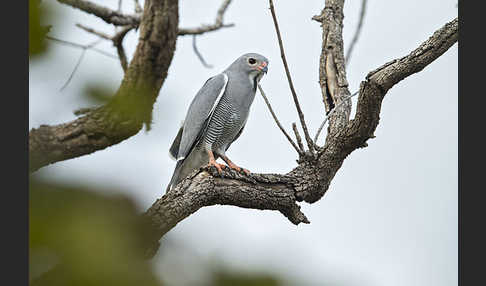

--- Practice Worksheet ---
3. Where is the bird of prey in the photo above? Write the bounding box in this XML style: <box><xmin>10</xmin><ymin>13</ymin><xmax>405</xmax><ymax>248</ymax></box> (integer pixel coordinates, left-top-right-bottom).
<box><xmin>166</xmin><ymin>53</ymin><xmax>269</xmax><ymax>192</ymax></box>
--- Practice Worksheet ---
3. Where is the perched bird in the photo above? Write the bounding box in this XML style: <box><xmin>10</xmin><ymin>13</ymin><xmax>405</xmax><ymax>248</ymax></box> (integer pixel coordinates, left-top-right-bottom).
<box><xmin>167</xmin><ymin>53</ymin><xmax>269</xmax><ymax>192</ymax></box>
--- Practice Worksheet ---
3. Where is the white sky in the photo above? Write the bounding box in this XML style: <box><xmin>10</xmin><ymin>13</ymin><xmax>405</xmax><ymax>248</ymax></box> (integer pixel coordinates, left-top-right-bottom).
<box><xmin>30</xmin><ymin>1</ymin><xmax>458</xmax><ymax>285</ymax></box>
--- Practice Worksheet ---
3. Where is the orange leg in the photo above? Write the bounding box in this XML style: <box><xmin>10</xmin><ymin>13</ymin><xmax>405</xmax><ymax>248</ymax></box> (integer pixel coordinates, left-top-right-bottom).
<box><xmin>207</xmin><ymin>150</ymin><xmax>225</xmax><ymax>175</ymax></box>
<box><xmin>220</xmin><ymin>155</ymin><xmax>250</xmax><ymax>175</ymax></box>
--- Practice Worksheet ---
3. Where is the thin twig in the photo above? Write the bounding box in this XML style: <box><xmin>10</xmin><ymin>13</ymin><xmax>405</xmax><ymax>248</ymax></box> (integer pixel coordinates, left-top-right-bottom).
<box><xmin>60</xmin><ymin>49</ymin><xmax>87</xmax><ymax>91</ymax></box>
<box><xmin>345</xmin><ymin>0</ymin><xmax>368</xmax><ymax>67</ymax></box>
<box><xmin>314</xmin><ymin>90</ymin><xmax>360</xmax><ymax>144</ymax></box>
<box><xmin>46</xmin><ymin>37</ymin><xmax>112</xmax><ymax>91</ymax></box>
<box><xmin>192</xmin><ymin>35</ymin><xmax>213</xmax><ymax>68</ymax></box>
<box><xmin>258</xmin><ymin>84</ymin><xmax>303</xmax><ymax>156</ymax></box>
<box><xmin>112</xmin><ymin>26</ymin><xmax>133</xmax><ymax>72</ymax></box>
<box><xmin>46</xmin><ymin>36</ymin><xmax>118</xmax><ymax>59</ymax></box>
<box><xmin>292</xmin><ymin>123</ymin><xmax>305</xmax><ymax>152</ymax></box>
<box><xmin>76</xmin><ymin>23</ymin><xmax>112</xmax><ymax>40</ymax></box>
<box><xmin>268</xmin><ymin>0</ymin><xmax>315</xmax><ymax>154</ymax></box>
<box><xmin>75</xmin><ymin>22</ymin><xmax>133</xmax><ymax>72</ymax></box>
<box><xmin>178</xmin><ymin>0</ymin><xmax>234</xmax><ymax>35</ymax></box>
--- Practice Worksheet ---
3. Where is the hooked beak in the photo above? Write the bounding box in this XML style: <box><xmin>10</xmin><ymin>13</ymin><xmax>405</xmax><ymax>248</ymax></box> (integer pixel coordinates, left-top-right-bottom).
<box><xmin>257</xmin><ymin>62</ymin><xmax>268</xmax><ymax>74</ymax></box>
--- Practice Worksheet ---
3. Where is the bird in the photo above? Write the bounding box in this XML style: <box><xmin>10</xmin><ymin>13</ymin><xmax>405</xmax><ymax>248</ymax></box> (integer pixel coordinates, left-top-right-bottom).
<box><xmin>166</xmin><ymin>53</ymin><xmax>269</xmax><ymax>192</ymax></box>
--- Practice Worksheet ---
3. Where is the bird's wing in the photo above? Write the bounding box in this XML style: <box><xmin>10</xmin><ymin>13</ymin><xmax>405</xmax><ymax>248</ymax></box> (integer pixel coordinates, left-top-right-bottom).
<box><xmin>175</xmin><ymin>73</ymin><xmax>229</xmax><ymax>160</ymax></box>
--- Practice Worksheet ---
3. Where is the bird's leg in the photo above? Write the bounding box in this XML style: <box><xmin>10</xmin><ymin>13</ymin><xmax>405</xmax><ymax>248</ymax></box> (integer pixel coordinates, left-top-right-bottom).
<box><xmin>220</xmin><ymin>154</ymin><xmax>251</xmax><ymax>175</ymax></box>
<box><xmin>206</xmin><ymin>149</ymin><xmax>224</xmax><ymax>175</ymax></box>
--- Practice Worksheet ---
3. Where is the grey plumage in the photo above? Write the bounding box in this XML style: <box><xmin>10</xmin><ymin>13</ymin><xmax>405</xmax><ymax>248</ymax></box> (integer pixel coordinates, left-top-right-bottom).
<box><xmin>167</xmin><ymin>53</ymin><xmax>269</xmax><ymax>191</ymax></box>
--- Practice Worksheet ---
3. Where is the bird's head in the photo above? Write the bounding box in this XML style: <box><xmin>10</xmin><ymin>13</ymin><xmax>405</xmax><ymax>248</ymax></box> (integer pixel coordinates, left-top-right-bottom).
<box><xmin>227</xmin><ymin>53</ymin><xmax>269</xmax><ymax>79</ymax></box>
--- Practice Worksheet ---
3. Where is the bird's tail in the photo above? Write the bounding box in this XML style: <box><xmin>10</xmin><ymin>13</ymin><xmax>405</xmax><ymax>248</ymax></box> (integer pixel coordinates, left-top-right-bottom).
<box><xmin>166</xmin><ymin>160</ymin><xmax>184</xmax><ymax>193</ymax></box>
<box><xmin>166</xmin><ymin>148</ymin><xmax>210</xmax><ymax>193</ymax></box>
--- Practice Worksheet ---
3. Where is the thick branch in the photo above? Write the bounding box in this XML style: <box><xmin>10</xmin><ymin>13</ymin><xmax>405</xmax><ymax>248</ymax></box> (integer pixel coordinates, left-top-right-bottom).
<box><xmin>29</xmin><ymin>0</ymin><xmax>180</xmax><ymax>172</ymax></box>
<box><xmin>143</xmin><ymin>168</ymin><xmax>309</xmax><ymax>258</ymax></box>
<box><xmin>297</xmin><ymin>17</ymin><xmax>458</xmax><ymax>203</ymax></box>
<box><xmin>313</xmin><ymin>0</ymin><xmax>352</xmax><ymax>137</ymax></box>
<box><xmin>342</xmin><ymin>17</ymin><xmax>459</xmax><ymax>152</ymax></box>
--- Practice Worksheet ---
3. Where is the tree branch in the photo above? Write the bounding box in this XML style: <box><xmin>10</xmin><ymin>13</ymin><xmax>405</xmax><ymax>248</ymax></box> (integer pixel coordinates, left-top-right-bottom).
<box><xmin>143</xmin><ymin>168</ymin><xmax>309</xmax><ymax>258</ymax></box>
<box><xmin>112</xmin><ymin>26</ymin><xmax>132</xmax><ymax>72</ymax></box>
<box><xmin>258</xmin><ymin>84</ymin><xmax>303</xmax><ymax>156</ymax></box>
<box><xmin>268</xmin><ymin>0</ymin><xmax>315</xmax><ymax>155</ymax></box>
<box><xmin>57</xmin><ymin>0</ymin><xmax>141</xmax><ymax>26</ymax></box>
<box><xmin>178</xmin><ymin>0</ymin><xmax>235</xmax><ymax>35</ymax></box>
<box><xmin>343</xmin><ymin>18</ymin><xmax>459</xmax><ymax>152</ymax></box>
<box><xmin>142</xmin><ymin>17</ymin><xmax>458</xmax><ymax>254</ymax></box>
<box><xmin>58</xmin><ymin>0</ymin><xmax>234</xmax><ymax>34</ymax></box>
<box><xmin>345</xmin><ymin>0</ymin><xmax>367</xmax><ymax>67</ymax></box>
<box><xmin>29</xmin><ymin>0</ymin><xmax>180</xmax><ymax>172</ymax></box>
<box><xmin>313</xmin><ymin>0</ymin><xmax>352</xmax><ymax>138</ymax></box>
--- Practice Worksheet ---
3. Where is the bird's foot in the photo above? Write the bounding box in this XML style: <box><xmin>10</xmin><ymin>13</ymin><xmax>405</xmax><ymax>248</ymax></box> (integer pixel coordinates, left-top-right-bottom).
<box><xmin>225</xmin><ymin>161</ymin><xmax>251</xmax><ymax>176</ymax></box>
<box><xmin>207</xmin><ymin>158</ymin><xmax>225</xmax><ymax>175</ymax></box>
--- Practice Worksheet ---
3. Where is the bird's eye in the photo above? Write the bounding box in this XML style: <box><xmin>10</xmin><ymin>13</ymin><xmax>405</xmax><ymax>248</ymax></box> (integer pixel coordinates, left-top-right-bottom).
<box><xmin>248</xmin><ymin>58</ymin><xmax>257</xmax><ymax>65</ymax></box>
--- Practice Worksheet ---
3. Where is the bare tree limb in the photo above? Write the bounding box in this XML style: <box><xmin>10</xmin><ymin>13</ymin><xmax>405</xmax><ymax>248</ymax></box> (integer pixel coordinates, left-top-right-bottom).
<box><xmin>313</xmin><ymin>0</ymin><xmax>352</xmax><ymax>137</ymax></box>
<box><xmin>143</xmin><ymin>168</ymin><xmax>309</xmax><ymax>258</ymax></box>
<box><xmin>178</xmin><ymin>0</ymin><xmax>235</xmax><ymax>35</ymax></box>
<box><xmin>343</xmin><ymin>18</ymin><xmax>459</xmax><ymax>151</ymax></box>
<box><xmin>75</xmin><ymin>23</ymin><xmax>112</xmax><ymax>40</ymax></box>
<box><xmin>292</xmin><ymin>123</ymin><xmax>305</xmax><ymax>152</ymax></box>
<box><xmin>192</xmin><ymin>35</ymin><xmax>214</xmax><ymax>68</ymax></box>
<box><xmin>257</xmin><ymin>84</ymin><xmax>303</xmax><ymax>156</ymax></box>
<box><xmin>345</xmin><ymin>0</ymin><xmax>367</xmax><ymax>67</ymax></box>
<box><xmin>268</xmin><ymin>0</ymin><xmax>315</xmax><ymax>155</ymax></box>
<box><xmin>57</xmin><ymin>0</ymin><xmax>141</xmax><ymax>26</ymax></box>
<box><xmin>112</xmin><ymin>26</ymin><xmax>133</xmax><ymax>72</ymax></box>
<box><xmin>58</xmin><ymin>0</ymin><xmax>234</xmax><ymax>35</ymax></box>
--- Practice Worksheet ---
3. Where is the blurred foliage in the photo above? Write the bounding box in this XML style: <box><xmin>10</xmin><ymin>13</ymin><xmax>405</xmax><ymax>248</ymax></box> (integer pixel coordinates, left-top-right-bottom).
<box><xmin>83</xmin><ymin>83</ymin><xmax>115</xmax><ymax>104</ymax></box>
<box><xmin>29</xmin><ymin>177</ymin><xmax>288</xmax><ymax>286</ymax></box>
<box><xmin>29</xmin><ymin>0</ymin><xmax>52</xmax><ymax>58</ymax></box>
<box><xmin>29</xmin><ymin>179</ymin><xmax>162</xmax><ymax>286</ymax></box>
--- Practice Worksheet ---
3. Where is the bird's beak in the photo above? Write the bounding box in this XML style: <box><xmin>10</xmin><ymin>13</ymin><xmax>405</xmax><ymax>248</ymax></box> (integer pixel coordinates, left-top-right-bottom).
<box><xmin>258</xmin><ymin>62</ymin><xmax>268</xmax><ymax>74</ymax></box>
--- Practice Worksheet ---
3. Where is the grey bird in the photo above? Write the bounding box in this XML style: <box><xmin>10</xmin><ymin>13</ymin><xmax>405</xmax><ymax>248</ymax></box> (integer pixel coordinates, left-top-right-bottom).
<box><xmin>166</xmin><ymin>53</ymin><xmax>269</xmax><ymax>192</ymax></box>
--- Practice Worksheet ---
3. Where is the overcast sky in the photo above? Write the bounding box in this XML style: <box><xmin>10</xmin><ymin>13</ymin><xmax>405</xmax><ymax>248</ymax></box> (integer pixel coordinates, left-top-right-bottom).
<box><xmin>30</xmin><ymin>1</ymin><xmax>458</xmax><ymax>285</ymax></box>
